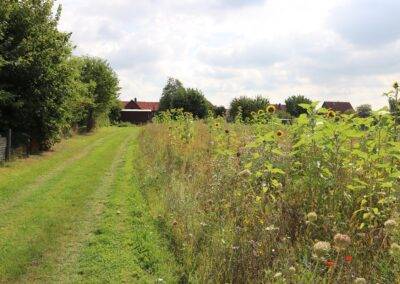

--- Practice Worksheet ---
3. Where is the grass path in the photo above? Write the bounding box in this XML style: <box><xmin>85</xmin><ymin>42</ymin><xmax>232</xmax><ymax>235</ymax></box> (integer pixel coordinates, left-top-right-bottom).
<box><xmin>0</xmin><ymin>127</ymin><xmax>180</xmax><ymax>283</ymax></box>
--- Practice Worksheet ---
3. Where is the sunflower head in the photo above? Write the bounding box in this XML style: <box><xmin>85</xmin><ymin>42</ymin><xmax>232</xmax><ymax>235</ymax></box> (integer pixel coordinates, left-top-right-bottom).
<box><xmin>327</xmin><ymin>110</ymin><xmax>335</xmax><ymax>118</ymax></box>
<box><xmin>277</xmin><ymin>130</ymin><xmax>284</xmax><ymax>137</ymax></box>
<box><xmin>267</xmin><ymin>105</ymin><xmax>276</xmax><ymax>114</ymax></box>
<box><xmin>214</xmin><ymin>122</ymin><xmax>220</xmax><ymax>127</ymax></box>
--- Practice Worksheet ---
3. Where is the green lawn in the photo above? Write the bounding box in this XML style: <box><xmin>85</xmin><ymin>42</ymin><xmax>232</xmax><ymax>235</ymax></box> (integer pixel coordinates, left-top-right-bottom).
<box><xmin>0</xmin><ymin>127</ymin><xmax>180</xmax><ymax>283</ymax></box>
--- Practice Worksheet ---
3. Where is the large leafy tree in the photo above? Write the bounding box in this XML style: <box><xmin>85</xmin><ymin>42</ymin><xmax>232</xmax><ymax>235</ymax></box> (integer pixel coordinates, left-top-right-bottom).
<box><xmin>285</xmin><ymin>95</ymin><xmax>312</xmax><ymax>117</ymax></box>
<box><xmin>78</xmin><ymin>56</ymin><xmax>120</xmax><ymax>131</ymax></box>
<box><xmin>0</xmin><ymin>0</ymin><xmax>73</xmax><ymax>149</ymax></box>
<box><xmin>229</xmin><ymin>96</ymin><xmax>269</xmax><ymax>121</ymax></box>
<box><xmin>159</xmin><ymin>78</ymin><xmax>212</xmax><ymax>119</ymax></box>
<box><xmin>159</xmin><ymin>78</ymin><xmax>185</xmax><ymax>111</ymax></box>
<box><xmin>356</xmin><ymin>104</ymin><xmax>372</xmax><ymax>118</ymax></box>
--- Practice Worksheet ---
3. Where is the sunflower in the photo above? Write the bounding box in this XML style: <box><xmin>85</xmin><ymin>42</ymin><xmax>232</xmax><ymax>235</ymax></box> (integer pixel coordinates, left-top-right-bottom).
<box><xmin>267</xmin><ymin>105</ymin><xmax>276</xmax><ymax>114</ymax></box>
<box><xmin>277</xmin><ymin>130</ymin><xmax>283</xmax><ymax>137</ymax></box>
<box><xmin>327</xmin><ymin>110</ymin><xmax>335</xmax><ymax>118</ymax></box>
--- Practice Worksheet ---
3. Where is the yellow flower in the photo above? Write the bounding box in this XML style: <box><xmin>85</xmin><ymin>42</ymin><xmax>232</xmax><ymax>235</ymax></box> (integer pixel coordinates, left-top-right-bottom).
<box><xmin>327</xmin><ymin>110</ymin><xmax>335</xmax><ymax>118</ymax></box>
<box><xmin>267</xmin><ymin>105</ymin><xmax>276</xmax><ymax>114</ymax></box>
<box><xmin>277</xmin><ymin>130</ymin><xmax>283</xmax><ymax>137</ymax></box>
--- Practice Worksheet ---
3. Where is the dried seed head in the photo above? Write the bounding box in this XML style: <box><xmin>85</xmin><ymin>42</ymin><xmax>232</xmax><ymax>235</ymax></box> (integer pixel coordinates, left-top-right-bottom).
<box><xmin>306</xmin><ymin>212</ymin><xmax>318</xmax><ymax>222</ymax></box>
<box><xmin>238</xmin><ymin>169</ymin><xmax>251</xmax><ymax>178</ymax></box>
<box><xmin>354</xmin><ymin>278</ymin><xmax>367</xmax><ymax>284</ymax></box>
<box><xmin>313</xmin><ymin>241</ymin><xmax>331</xmax><ymax>257</ymax></box>
<box><xmin>390</xmin><ymin>243</ymin><xmax>400</xmax><ymax>254</ymax></box>
<box><xmin>384</xmin><ymin>219</ymin><xmax>397</xmax><ymax>232</ymax></box>
<box><xmin>334</xmin><ymin>233</ymin><xmax>351</xmax><ymax>251</ymax></box>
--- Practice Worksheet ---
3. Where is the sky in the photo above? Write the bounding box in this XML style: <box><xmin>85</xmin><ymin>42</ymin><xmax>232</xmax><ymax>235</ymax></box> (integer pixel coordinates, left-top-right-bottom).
<box><xmin>58</xmin><ymin>0</ymin><xmax>400</xmax><ymax>108</ymax></box>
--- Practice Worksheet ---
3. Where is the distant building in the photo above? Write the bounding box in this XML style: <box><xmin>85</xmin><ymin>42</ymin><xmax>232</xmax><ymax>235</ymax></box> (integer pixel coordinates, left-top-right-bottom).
<box><xmin>120</xmin><ymin>98</ymin><xmax>160</xmax><ymax>124</ymax></box>
<box><xmin>322</xmin><ymin>101</ymin><xmax>354</xmax><ymax>113</ymax></box>
<box><xmin>274</xmin><ymin>104</ymin><xmax>287</xmax><ymax>112</ymax></box>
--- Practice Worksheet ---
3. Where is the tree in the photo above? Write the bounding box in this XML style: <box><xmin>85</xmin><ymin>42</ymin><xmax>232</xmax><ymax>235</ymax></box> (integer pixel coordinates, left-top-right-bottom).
<box><xmin>159</xmin><ymin>78</ymin><xmax>185</xmax><ymax>111</ymax></box>
<box><xmin>185</xmin><ymin>88</ymin><xmax>210</xmax><ymax>118</ymax></box>
<box><xmin>214</xmin><ymin>106</ymin><xmax>227</xmax><ymax>117</ymax></box>
<box><xmin>356</xmin><ymin>104</ymin><xmax>372</xmax><ymax>118</ymax></box>
<box><xmin>159</xmin><ymin>78</ymin><xmax>212</xmax><ymax>119</ymax></box>
<box><xmin>229</xmin><ymin>96</ymin><xmax>269</xmax><ymax>121</ymax></box>
<box><xmin>0</xmin><ymin>0</ymin><xmax>74</xmax><ymax>150</ymax></box>
<box><xmin>78</xmin><ymin>57</ymin><xmax>120</xmax><ymax>131</ymax></box>
<box><xmin>285</xmin><ymin>95</ymin><xmax>312</xmax><ymax>117</ymax></box>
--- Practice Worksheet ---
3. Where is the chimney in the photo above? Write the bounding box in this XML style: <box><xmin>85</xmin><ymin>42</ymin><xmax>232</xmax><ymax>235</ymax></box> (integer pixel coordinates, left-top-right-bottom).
<box><xmin>134</xmin><ymin>98</ymin><xmax>137</xmax><ymax>102</ymax></box>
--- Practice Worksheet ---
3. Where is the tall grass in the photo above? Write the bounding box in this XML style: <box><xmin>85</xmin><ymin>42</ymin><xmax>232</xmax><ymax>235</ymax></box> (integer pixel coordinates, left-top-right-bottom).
<box><xmin>138</xmin><ymin>106</ymin><xmax>400</xmax><ymax>283</ymax></box>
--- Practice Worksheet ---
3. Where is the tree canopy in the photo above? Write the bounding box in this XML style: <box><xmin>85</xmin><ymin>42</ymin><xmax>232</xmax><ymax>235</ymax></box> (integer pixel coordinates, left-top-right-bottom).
<box><xmin>159</xmin><ymin>78</ymin><xmax>212</xmax><ymax>119</ymax></box>
<box><xmin>78</xmin><ymin>57</ymin><xmax>120</xmax><ymax>131</ymax></box>
<box><xmin>0</xmin><ymin>0</ymin><xmax>73</xmax><ymax>149</ymax></box>
<box><xmin>285</xmin><ymin>95</ymin><xmax>312</xmax><ymax>117</ymax></box>
<box><xmin>229</xmin><ymin>96</ymin><xmax>269</xmax><ymax>121</ymax></box>
<box><xmin>0</xmin><ymin>1</ymin><xmax>120</xmax><ymax>150</ymax></box>
<box><xmin>356</xmin><ymin>104</ymin><xmax>372</xmax><ymax>118</ymax></box>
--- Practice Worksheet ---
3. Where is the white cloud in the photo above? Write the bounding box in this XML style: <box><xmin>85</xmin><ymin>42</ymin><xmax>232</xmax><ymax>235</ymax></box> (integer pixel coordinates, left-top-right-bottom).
<box><xmin>57</xmin><ymin>0</ymin><xmax>400</xmax><ymax>109</ymax></box>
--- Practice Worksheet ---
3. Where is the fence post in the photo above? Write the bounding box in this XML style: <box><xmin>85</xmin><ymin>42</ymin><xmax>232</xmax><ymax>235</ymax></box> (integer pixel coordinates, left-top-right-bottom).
<box><xmin>6</xmin><ymin>128</ymin><xmax>11</xmax><ymax>161</ymax></box>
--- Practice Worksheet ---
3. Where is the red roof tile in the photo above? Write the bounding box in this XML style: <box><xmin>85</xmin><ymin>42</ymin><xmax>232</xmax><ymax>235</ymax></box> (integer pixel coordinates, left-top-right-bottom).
<box><xmin>120</xmin><ymin>100</ymin><xmax>159</xmax><ymax>111</ymax></box>
<box><xmin>322</xmin><ymin>101</ymin><xmax>354</xmax><ymax>112</ymax></box>
<box><xmin>137</xmin><ymin>101</ymin><xmax>160</xmax><ymax>111</ymax></box>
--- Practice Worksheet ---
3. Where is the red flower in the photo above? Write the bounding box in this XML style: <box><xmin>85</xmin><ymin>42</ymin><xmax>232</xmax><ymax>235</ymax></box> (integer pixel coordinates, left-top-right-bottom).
<box><xmin>344</xmin><ymin>255</ymin><xmax>353</xmax><ymax>263</ymax></box>
<box><xmin>325</xmin><ymin>260</ymin><xmax>335</xmax><ymax>268</ymax></box>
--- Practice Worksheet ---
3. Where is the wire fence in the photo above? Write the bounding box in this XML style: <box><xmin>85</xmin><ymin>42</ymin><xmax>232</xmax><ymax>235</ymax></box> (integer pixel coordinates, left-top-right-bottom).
<box><xmin>0</xmin><ymin>129</ymin><xmax>31</xmax><ymax>163</ymax></box>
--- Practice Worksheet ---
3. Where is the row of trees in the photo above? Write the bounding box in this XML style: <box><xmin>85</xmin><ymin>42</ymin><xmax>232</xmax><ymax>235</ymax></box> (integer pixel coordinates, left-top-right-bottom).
<box><xmin>0</xmin><ymin>1</ymin><xmax>120</xmax><ymax>150</ymax></box>
<box><xmin>159</xmin><ymin>78</ymin><xmax>376</xmax><ymax>121</ymax></box>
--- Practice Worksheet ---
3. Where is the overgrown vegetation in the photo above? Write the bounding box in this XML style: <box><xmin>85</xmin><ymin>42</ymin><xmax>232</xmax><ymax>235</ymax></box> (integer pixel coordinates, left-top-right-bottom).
<box><xmin>138</xmin><ymin>89</ymin><xmax>400</xmax><ymax>282</ymax></box>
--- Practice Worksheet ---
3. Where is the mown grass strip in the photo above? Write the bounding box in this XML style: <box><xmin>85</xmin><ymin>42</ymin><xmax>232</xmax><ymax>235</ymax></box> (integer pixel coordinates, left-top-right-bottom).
<box><xmin>0</xmin><ymin>132</ymin><xmax>113</xmax><ymax>215</ymax></box>
<box><xmin>20</xmin><ymin>129</ymin><xmax>139</xmax><ymax>283</ymax></box>
<box><xmin>0</xmin><ymin>127</ymin><xmax>132</xmax><ymax>281</ymax></box>
<box><xmin>73</xmin><ymin>132</ymin><xmax>181</xmax><ymax>283</ymax></box>
<box><xmin>0</xmin><ymin>128</ymin><xmax>115</xmax><ymax>203</ymax></box>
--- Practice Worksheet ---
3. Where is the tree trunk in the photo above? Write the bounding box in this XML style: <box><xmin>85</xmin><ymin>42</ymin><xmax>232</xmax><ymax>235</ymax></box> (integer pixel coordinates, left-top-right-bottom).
<box><xmin>86</xmin><ymin>108</ymin><xmax>96</xmax><ymax>132</ymax></box>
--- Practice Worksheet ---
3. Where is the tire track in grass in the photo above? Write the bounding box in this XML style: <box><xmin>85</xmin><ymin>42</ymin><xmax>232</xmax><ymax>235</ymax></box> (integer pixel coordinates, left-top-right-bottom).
<box><xmin>0</xmin><ymin>131</ymin><xmax>114</xmax><ymax>215</ymax></box>
<box><xmin>69</xmin><ymin>132</ymin><xmax>181</xmax><ymax>283</ymax></box>
<box><xmin>0</xmin><ymin>127</ymin><xmax>133</xmax><ymax>281</ymax></box>
<box><xmin>0</xmin><ymin>129</ymin><xmax>114</xmax><ymax>189</ymax></box>
<box><xmin>20</xmin><ymin>130</ymin><xmax>138</xmax><ymax>283</ymax></box>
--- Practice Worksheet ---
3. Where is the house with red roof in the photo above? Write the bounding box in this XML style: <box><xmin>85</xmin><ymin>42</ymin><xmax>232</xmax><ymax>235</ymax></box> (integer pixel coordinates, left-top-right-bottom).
<box><xmin>321</xmin><ymin>101</ymin><xmax>354</xmax><ymax>113</ymax></box>
<box><xmin>120</xmin><ymin>98</ymin><xmax>160</xmax><ymax>124</ymax></box>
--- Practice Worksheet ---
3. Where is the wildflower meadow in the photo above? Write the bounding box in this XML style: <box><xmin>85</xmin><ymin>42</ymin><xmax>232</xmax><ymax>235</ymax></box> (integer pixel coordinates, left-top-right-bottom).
<box><xmin>138</xmin><ymin>86</ymin><xmax>400</xmax><ymax>283</ymax></box>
